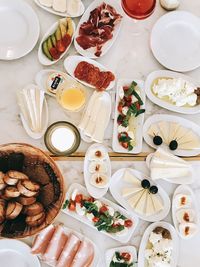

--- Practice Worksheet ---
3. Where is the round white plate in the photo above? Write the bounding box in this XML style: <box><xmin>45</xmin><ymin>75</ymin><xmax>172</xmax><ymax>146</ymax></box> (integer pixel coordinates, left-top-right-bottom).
<box><xmin>143</xmin><ymin>114</ymin><xmax>200</xmax><ymax>156</ymax></box>
<box><xmin>84</xmin><ymin>143</ymin><xmax>111</xmax><ymax>199</ymax></box>
<box><xmin>110</xmin><ymin>168</ymin><xmax>171</xmax><ymax>222</ymax></box>
<box><xmin>172</xmin><ymin>185</ymin><xmax>200</xmax><ymax>239</ymax></box>
<box><xmin>0</xmin><ymin>0</ymin><xmax>40</xmax><ymax>60</ymax></box>
<box><xmin>138</xmin><ymin>221</ymin><xmax>179</xmax><ymax>267</ymax></box>
<box><xmin>145</xmin><ymin>70</ymin><xmax>200</xmax><ymax>114</ymax></box>
<box><xmin>151</xmin><ymin>11</ymin><xmax>200</xmax><ymax>72</ymax></box>
<box><xmin>0</xmin><ymin>239</ymin><xmax>40</xmax><ymax>267</ymax></box>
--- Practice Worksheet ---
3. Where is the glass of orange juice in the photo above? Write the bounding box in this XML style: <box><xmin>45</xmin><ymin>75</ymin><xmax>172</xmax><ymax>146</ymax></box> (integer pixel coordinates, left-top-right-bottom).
<box><xmin>56</xmin><ymin>79</ymin><xmax>86</xmax><ymax>112</ymax></box>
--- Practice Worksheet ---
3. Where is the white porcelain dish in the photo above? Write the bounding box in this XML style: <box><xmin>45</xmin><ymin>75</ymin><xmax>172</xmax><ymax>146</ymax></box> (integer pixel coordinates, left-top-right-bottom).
<box><xmin>0</xmin><ymin>0</ymin><xmax>40</xmax><ymax>60</ymax></box>
<box><xmin>38</xmin><ymin>19</ymin><xmax>75</xmax><ymax>66</ymax></box>
<box><xmin>172</xmin><ymin>185</ymin><xmax>200</xmax><ymax>239</ymax></box>
<box><xmin>0</xmin><ymin>239</ymin><xmax>40</xmax><ymax>267</ymax></box>
<box><xmin>151</xmin><ymin>11</ymin><xmax>200</xmax><ymax>72</ymax></box>
<box><xmin>34</xmin><ymin>0</ymin><xmax>85</xmax><ymax>18</ymax></box>
<box><xmin>84</xmin><ymin>143</ymin><xmax>111</xmax><ymax>199</ymax></box>
<box><xmin>138</xmin><ymin>221</ymin><xmax>179</xmax><ymax>267</ymax></box>
<box><xmin>112</xmin><ymin>79</ymin><xmax>145</xmax><ymax>154</ymax></box>
<box><xmin>145</xmin><ymin>70</ymin><xmax>200</xmax><ymax>114</ymax></box>
<box><xmin>64</xmin><ymin>55</ymin><xmax>116</xmax><ymax>90</ymax></box>
<box><xmin>62</xmin><ymin>183</ymin><xmax>139</xmax><ymax>243</ymax></box>
<box><xmin>110</xmin><ymin>168</ymin><xmax>171</xmax><ymax>222</ymax></box>
<box><xmin>143</xmin><ymin>114</ymin><xmax>200</xmax><ymax>157</ymax></box>
<box><xmin>105</xmin><ymin>246</ymin><xmax>137</xmax><ymax>267</ymax></box>
<box><xmin>73</xmin><ymin>0</ymin><xmax>123</xmax><ymax>58</ymax></box>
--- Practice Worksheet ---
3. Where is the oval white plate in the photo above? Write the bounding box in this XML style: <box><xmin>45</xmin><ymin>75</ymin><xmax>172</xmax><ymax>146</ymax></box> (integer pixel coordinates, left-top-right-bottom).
<box><xmin>0</xmin><ymin>0</ymin><xmax>40</xmax><ymax>60</ymax></box>
<box><xmin>84</xmin><ymin>143</ymin><xmax>111</xmax><ymax>199</ymax></box>
<box><xmin>0</xmin><ymin>239</ymin><xmax>40</xmax><ymax>267</ymax></box>
<box><xmin>138</xmin><ymin>221</ymin><xmax>179</xmax><ymax>267</ymax></box>
<box><xmin>143</xmin><ymin>114</ymin><xmax>200</xmax><ymax>157</ymax></box>
<box><xmin>62</xmin><ymin>183</ymin><xmax>139</xmax><ymax>243</ymax></box>
<box><xmin>151</xmin><ymin>11</ymin><xmax>200</xmax><ymax>72</ymax></box>
<box><xmin>145</xmin><ymin>70</ymin><xmax>200</xmax><ymax>114</ymax></box>
<box><xmin>64</xmin><ymin>55</ymin><xmax>116</xmax><ymax>90</ymax></box>
<box><xmin>146</xmin><ymin>152</ymin><xmax>195</xmax><ymax>185</ymax></box>
<box><xmin>112</xmin><ymin>79</ymin><xmax>145</xmax><ymax>154</ymax></box>
<box><xmin>73</xmin><ymin>0</ymin><xmax>123</xmax><ymax>58</ymax></box>
<box><xmin>34</xmin><ymin>0</ymin><xmax>85</xmax><ymax>18</ymax></box>
<box><xmin>110</xmin><ymin>168</ymin><xmax>171</xmax><ymax>222</ymax></box>
<box><xmin>38</xmin><ymin>19</ymin><xmax>75</xmax><ymax>66</ymax></box>
<box><xmin>172</xmin><ymin>185</ymin><xmax>200</xmax><ymax>239</ymax></box>
<box><xmin>105</xmin><ymin>246</ymin><xmax>137</xmax><ymax>267</ymax></box>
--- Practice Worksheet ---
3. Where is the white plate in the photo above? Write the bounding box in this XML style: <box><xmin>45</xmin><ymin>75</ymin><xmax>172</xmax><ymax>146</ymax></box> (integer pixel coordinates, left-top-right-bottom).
<box><xmin>105</xmin><ymin>246</ymin><xmax>137</xmax><ymax>267</ymax></box>
<box><xmin>151</xmin><ymin>11</ymin><xmax>200</xmax><ymax>72</ymax></box>
<box><xmin>143</xmin><ymin>114</ymin><xmax>200</xmax><ymax>157</ymax></box>
<box><xmin>146</xmin><ymin>152</ymin><xmax>195</xmax><ymax>185</ymax></box>
<box><xmin>38</xmin><ymin>19</ymin><xmax>75</xmax><ymax>66</ymax></box>
<box><xmin>34</xmin><ymin>0</ymin><xmax>85</xmax><ymax>18</ymax></box>
<box><xmin>112</xmin><ymin>79</ymin><xmax>145</xmax><ymax>154</ymax></box>
<box><xmin>35</xmin><ymin>224</ymin><xmax>99</xmax><ymax>267</ymax></box>
<box><xmin>62</xmin><ymin>183</ymin><xmax>139</xmax><ymax>243</ymax></box>
<box><xmin>0</xmin><ymin>0</ymin><xmax>40</xmax><ymax>60</ymax></box>
<box><xmin>172</xmin><ymin>185</ymin><xmax>200</xmax><ymax>239</ymax></box>
<box><xmin>145</xmin><ymin>70</ymin><xmax>200</xmax><ymax>114</ymax></box>
<box><xmin>73</xmin><ymin>0</ymin><xmax>123</xmax><ymax>58</ymax></box>
<box><xmin>138</xmin><ymin>221</ymin><xmax>179</xmax><ymax>267</ymax></box>
<box><xmin>0</xmin><ymin>239</ymin><xmax>40</xmax><ymax>267</ymax></box>
<box><xmin>64</xmin><ymin>55</ymin><xmax>116</xmax><ymax>90</ymax></box>
<box><xmin>84</xmin><ymin>143</ymin><xmax>111</xmax><ymax>199</ymax></box>
<box><xmin>110</xmin><ymin>168</ymin><xmax>171</xmax><ymax>222</ymax></box>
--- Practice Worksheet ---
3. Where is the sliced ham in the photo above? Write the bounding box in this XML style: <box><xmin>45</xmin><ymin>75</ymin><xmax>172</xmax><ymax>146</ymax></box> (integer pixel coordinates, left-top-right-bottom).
<box><xmin>32</xmin><ymin>224</ymin><xmax>55</xmax><ymax>254</ymax></box>
<box><xmin>71</xmin><ymin>240</ymin><xmax>94</xmax><ymax>267</ymax></box>
<box><xmin>56</xmin><ymin>234</ymin><xmax>81</xmax><ymax>267</ymax></box>
<box><xmin>43</xmin><ymin>224</ymin><xmax>68</xmax><ymax>265</ymax></box>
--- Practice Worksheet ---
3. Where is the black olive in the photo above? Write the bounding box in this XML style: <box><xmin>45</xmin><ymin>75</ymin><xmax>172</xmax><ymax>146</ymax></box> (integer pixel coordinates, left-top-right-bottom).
<box><xmin>141</xmin><ymin>179</ymin><xmax>150</xmax><ymax>189</ymax></box>
<box><xmin>149</xmin><ymin>185</ymin><xmax>158</xmax><ymax>194</ymax></box>
<box><xmin>169</xmin><ymin>140</ymin><xmax>178</xmax><ymax>150</ymax></box>
<box><xmin>153</xmin><ymin>136</ymin><xmax>163</xmax><ymax>146</ymax></box>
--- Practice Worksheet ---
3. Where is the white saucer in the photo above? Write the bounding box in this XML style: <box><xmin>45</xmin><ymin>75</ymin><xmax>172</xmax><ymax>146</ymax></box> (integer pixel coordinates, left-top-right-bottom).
<box><xmin>151</xmin><ymin>11</ymin><xmax>200</xmax><ymax>72</ymax></box>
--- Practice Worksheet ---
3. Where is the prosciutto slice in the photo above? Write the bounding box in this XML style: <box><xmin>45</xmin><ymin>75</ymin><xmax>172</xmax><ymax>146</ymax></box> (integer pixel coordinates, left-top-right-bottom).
<box><xmin>71</xmin><ymin>240</ymin><xmax>94</xmax><ymax>267</ymax></box>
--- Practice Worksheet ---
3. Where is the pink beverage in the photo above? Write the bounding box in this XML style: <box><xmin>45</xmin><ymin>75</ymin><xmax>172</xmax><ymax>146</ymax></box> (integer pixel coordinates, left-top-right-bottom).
<box><xmin>121</xmin><ymin>0</ymin><xmax>156</xmax><ymax>20</ymax></box>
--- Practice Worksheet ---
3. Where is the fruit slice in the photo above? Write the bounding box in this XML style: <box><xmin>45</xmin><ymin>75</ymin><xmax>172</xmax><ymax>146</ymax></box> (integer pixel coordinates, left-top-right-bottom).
<box><xmin>42</xmin><ymin>40</ymin><xmax>53</xmax><ymax>61</ymax></box>
<box><xmin>49</xmin><ymin>47</ymin><xmax>61</xmax><ymax>60</ymax></box>
<box><xmin>122</xmin><ymin>187</ymin><xmax>143</xmax><ymax>197</ymax></box>
<box><xmin>55</xmin><ymin>26</ymin><xmax>62</xmax><ymax>41</ymax></box>
<box><xmin>51</xmin><ymin>34</ymin><xmax>57</xmax><ymax>47</ymax></box>
<box><xmin>66</xmin><ymin>18</ymin><xmax>74</xmax><ymax>36</ymax></box>
<box><xmin>6</xmin><ymin>202</ymin><xmax>23</xmax><ymax>219</ymax></box>
<box><xmin>47</xmin><ymin>37</ymin><xmax>53</xmax><ymax>52</ymax></box>
<box><xmin>151</xmin><ymin>194</ymin><xmax>163</xmax><ymax>213</ymax></box>
<box><xmin>4</xmin><ymin>186</ymin><xmax>20</xmax><ymax>198</ymax></box>
<box><xmin>59</xmin><ymin>20</ymin><xmax>67</xmax><ymax>38</ymax></box>
<box><xmin>62</xmin><ymin>34</ymin><xmax>71</xmax><ymax>48</ymax></box>
<box><xmin>56</xmin><ymin>40</ymin><xmax>66</xmax><ymax>53</ymax></box>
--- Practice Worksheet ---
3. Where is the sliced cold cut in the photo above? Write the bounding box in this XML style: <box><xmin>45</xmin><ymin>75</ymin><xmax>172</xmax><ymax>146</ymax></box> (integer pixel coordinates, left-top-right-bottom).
<box><xmin>71</xmin><ymin>240</ymin><xmax>94</xmax><ymax>267</ymax></box>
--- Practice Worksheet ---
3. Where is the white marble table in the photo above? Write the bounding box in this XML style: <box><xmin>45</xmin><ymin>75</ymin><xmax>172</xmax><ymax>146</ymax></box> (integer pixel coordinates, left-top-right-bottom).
<box><xmin>1</xmin><ymin>0</ymin><xmax>200</xmax><ymax>266</ymax></box>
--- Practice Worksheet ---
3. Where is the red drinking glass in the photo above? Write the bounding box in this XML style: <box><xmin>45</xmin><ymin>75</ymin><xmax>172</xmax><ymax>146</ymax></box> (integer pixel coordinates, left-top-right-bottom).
<box><xmin>121</xmin><ymin>0</ymin><xmax>156</xmax><ymax>20</ymax></box>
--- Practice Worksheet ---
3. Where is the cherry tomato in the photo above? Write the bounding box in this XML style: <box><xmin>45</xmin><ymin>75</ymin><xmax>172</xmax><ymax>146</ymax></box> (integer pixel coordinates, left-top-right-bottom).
<box><xmin>69</xmin><ymin>201</ymin><xmax>76</xmax><ymax>211</ymax></box>
<box><xmin>124</xmin><ymin>219</ymin><xmax>133</xmax><ymax>227</ymax></box>
<box><xmin>92</xmin><ymin>217</ymin><xmax>100</xmax><ymax>223</ymax></box>
<box><xmin>75</xmin><ymin>194</ymin><xmax>83</xmax><ymax>203</ymax></box>
<box><xmin>121</xmin><ymin>142</ymin><xmax>128</xmax><ymax>149</ymax></box>
<box><xmin>56</xmin><ymin>40</ymin><xmax>66</xmax><ymax>53</ymax></box>
<box><xmin>112</xmin><ymin>223</ymin><xmax>121</xmax><ymax>228</ymax></box>
<box><xmin>62</xmin><ymin>34</ymin><xmax>71</xmax><ymax>48</ymax></box>
<box><xmin>49</xmin><ymin>47</ymin><xmax>61</xmax><ymax>60</ymax></box>
<box><xmin>118</xmin><ymin>104</ymin><xmax>123</xmax><ymax>113</ymax></box>
<box><xmin>123</xmin><ymin>86</ymin><xmax>129</xmax><ymax>91</ymax></box>
<box><xmin>100</xmin><ymin>205</ymin><xmax>108</xmax><ymax>213</ymax></box>
<box><xmin>87</xmin><ymin>197</ymin><xmax>94</xmax><ymax>202</ymax></box>
<box><xmin>121</xmin><ymin>252</ymin><xmax>131</xmax><ymax>262</ymax></box>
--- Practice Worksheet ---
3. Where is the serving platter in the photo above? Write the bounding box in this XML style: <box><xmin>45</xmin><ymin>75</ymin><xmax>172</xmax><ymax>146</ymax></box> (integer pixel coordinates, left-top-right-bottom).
<box><xmin>172</xmin><ymin>185</ymin><xmax>200</xmax><ymax>239</ymax></box>
<box><xmin>73</xmin><ymin>0</ymin><xmax>123</xmax><ymax>58</ymax></box>
<box><xmin>143</xmin><ymin>114</ymin><xmax>200</xmax><ymax>156</ymax></box>
<box><xmin>62</xmin><ymin>183</ymin><xmax>139</xmax><ymax>243</ymax></box>
<box><xmin>84</xmin><ymin>143</ymin><xmax>111</xmax><ymax>199</ymax></box>
<box><xmin>112</xmin><ymin>79</ymin><xmax>145</xmax><ymax>154</ymax></box>
<box><xmin>138</xmin><ymin>221</ymin><xmax>179</xmax><ymax>267</ymax></box>
<box><xmin>151</xmin><ymin>11</ymin><xmax>200</xmax><ymax>72</ymax></box>
<box><xmin>145</xmin><ymin>70</ymin><xmax>200</xmax><ymax>114</ymax></box>
<box><xmin>34</xmin><ymin>0</ymin><xmax>85</xmax><ymax>18</ymax></box>
<box><xmin>110</xmin><ymin>168</ymin><xmax>171</xmax><ymax>222</ymax></box>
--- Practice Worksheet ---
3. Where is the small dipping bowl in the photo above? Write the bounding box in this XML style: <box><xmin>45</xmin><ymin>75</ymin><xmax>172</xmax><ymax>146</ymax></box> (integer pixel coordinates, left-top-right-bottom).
<box><xmin>44</xmin><ymin>121</ymin><xmax>81</xmax><ymax>156</ymax></box>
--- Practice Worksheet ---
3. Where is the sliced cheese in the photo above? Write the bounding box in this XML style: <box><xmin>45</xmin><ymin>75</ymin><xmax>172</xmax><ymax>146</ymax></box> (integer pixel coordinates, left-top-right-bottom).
<box><xmin>158</xmin><ymin>121</ymin><xmax>169</xmax><ymax>143</ymax></box>
<box><xmin>150</xmin><ymin>167</ymin><xmax>191</xmax><ymax>180</ymax></box>
<box><xmin>154</xmin><ymin>148</ymin><xmax>186</xmax><ymax>164</ymax></box>
<box><xmin>150</xmin><ymin>156</ymin><xmax>188</xmax><ymax>169</ymax></box>
<box><xmin>128</xmin><ymin>189</ymin><xmax>145</xmax><ymax>208</ymax></box>
<box><xmin>134</xmin><ymin>190</ymin><xmax>148</xmax><ymax>215</ymax></box>
<box><xmin>52</xmin><ymin>0</ymin><xmax>67</xmax><ymax>12</ymax></box>
<box><xmin>148</xmin><ymin>124</ymin><xmax>159</xmax><ymax>137</ymax></box>
<box><xmin>174</xmin><ymin>125</ymin><xmax>189</xmax><ymax>141</ymax></box>
<box><xmin>122</xmin><ymin>187</ymin><xmax>143</xmax><ymax>198</ymax></box>
<box><xmin>39</xmin><ymin>0</ymin><xmax>53</xmax><ymax>7</ymax></box>
<box><xmin>145</xmin><ymin>193</ymin><xmax>155</xmax><ymax>216</ymax></box>
<box><xmin>123</xmin><ymin>169</ymin><xmax>141</xmax><ymax>186</ymax></box>
<box><xmin>179</xmin><ymin>139</ymin><xmax>200</xmax><ymax>150</ymax></box>
<box><xmin>168</xmin><ymin>122</ymin><xmax>181</xmax><ymax>141</ymax></box>
<box><xmin>151</xmin><ymin>194</ymin><xmax>164</xmax><ymax>213</ymax></box>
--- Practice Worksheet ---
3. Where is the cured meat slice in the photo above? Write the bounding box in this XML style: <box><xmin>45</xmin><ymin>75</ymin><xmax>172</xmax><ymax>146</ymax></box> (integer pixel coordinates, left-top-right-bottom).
<box><xmin>71</xmin><ymin>240</ymin><xmax>94</xmax><ymax>267</ymax></box>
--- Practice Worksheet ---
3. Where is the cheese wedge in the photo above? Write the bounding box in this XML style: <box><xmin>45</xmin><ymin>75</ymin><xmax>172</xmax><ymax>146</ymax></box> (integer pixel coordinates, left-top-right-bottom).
<box><xmin>158</xmin><ymin>121</ymin><xmax>169</xmax><ymax>143</ymax></box>
<box><xmin>122</xmin><ymin>187</ymin><xmax>143</xmax><ymax>198</ymax></box>
<box><xmin>148</xmin><ymin>124</ymin><xmax>159</xmax><ymax>137</ymax></box>
<box><xmin>52</xmin><ymin>0</ymin><xmax>67</xmax><ymax>12</ymax></box>
<box><xmin>128</xmin><ymin>189</ymin><xmax>145</xmax><ymax>208</ymax></box>
<box><xmin>151</xmin><ymin>194</ymin><xmax>164</xmax><ymax>213</ymax></box>
<box><xmin>150</xmin><ymin>156</ymin><xmax>188</xmax><ymax>169</ymax></box>
<box><xmin>153</xmin><ymin>148</ymin><xmax>186</xmax><ymax>164</ymax></box>
<box><xmin>150</xmin><ymin>167</ymin><xmax>191</xmax><ymax>180</ymax></box>
<box><xmin>145</xmin><ymin>193</ymin><xmax>155</xmax><ymax>216</ymax></box>
<box><xmin>39</xmin><ymin>0</ymin><xmax>53</xmax><ymax>7</ymax></box>
<box><xmin>179</xmin><ymin>139</ymin><xmax>200</xmax><ymax>150</ymax></box>
<box><xmin>174</xmin><ymin>125</ymin><xmax>189</xmax><ymax>141</ymax></box>
<box><xmin>134</xmin><ymin>190</ymin><xmax>148</xmax><ymax>215</ymax></box>
<box><xmin>168</xmin><ymin>122</ymin><xmax>179</xmax><ymax>142</ymax></box>
<box><xmin>123</xmin><ymin>170</ymin><xmax>141</xmax><ymax>186</ymax></box>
